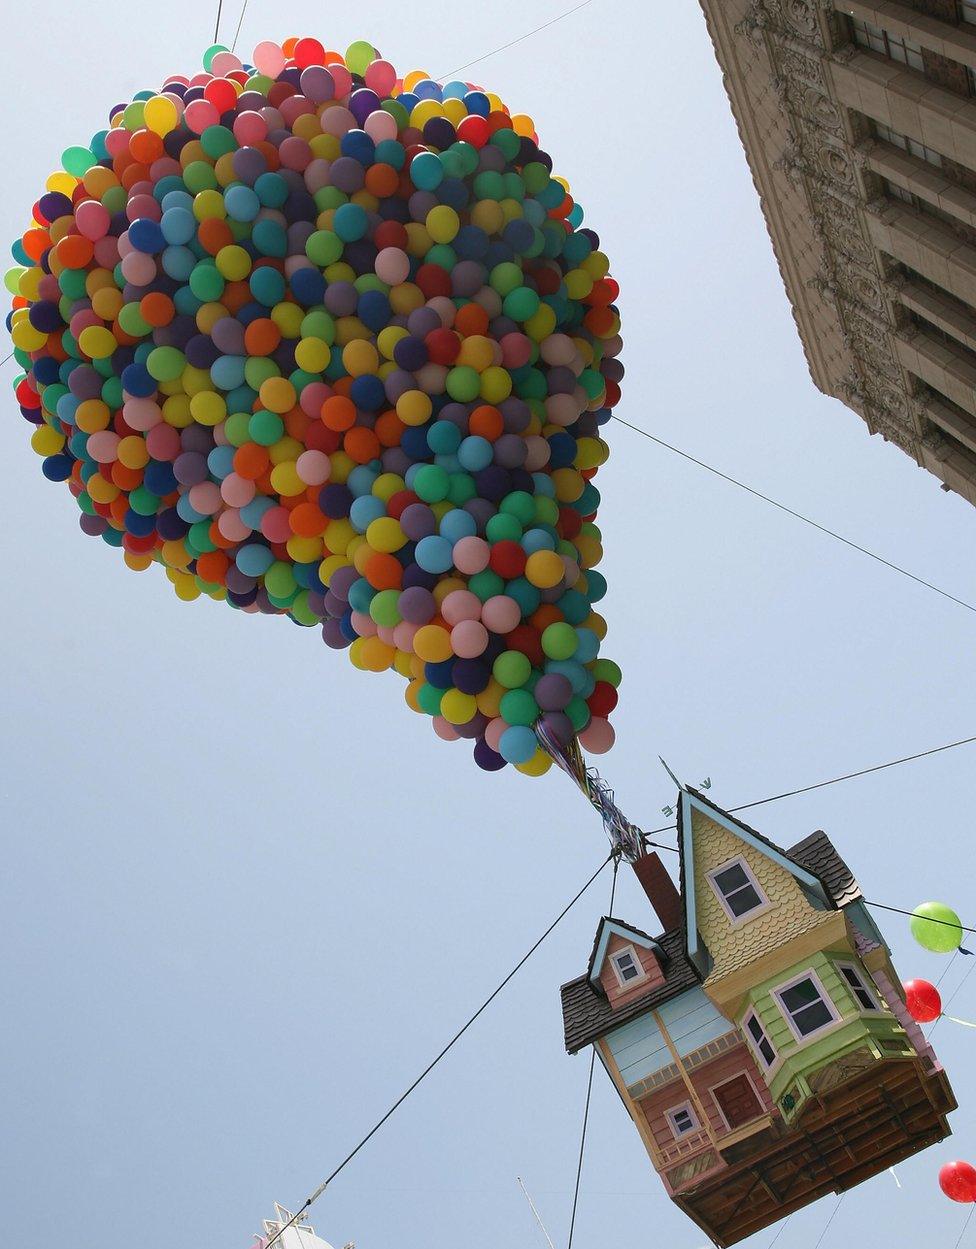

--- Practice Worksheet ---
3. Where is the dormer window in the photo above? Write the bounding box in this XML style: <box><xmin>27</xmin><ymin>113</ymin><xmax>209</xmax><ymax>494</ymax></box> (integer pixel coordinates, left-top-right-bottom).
<box><xmin>707</xmin><ymin>857</ymin><xmax>769</xmax><ymax>924</ymax></box>
<box><xmin>610</xmin><ymin>946</ymin><xmax>645</xmax><ymax>988</ymax></box>
<box><xmin>666</xmin><ymin>1101</ymin><xmax>700</xmax><ymax>1139</ymax></box>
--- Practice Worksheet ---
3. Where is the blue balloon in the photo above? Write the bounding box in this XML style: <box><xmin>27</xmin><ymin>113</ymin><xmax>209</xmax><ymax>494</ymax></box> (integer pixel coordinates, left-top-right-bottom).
<box><xmin>415</xmin><ymin>534</ymin><xmax>454</xmax><ymax>574</ymax></box>
<box><xmin>499</xmin><ymin>726</ymin><xmax>538</xmax><ymax>765</ymax></box>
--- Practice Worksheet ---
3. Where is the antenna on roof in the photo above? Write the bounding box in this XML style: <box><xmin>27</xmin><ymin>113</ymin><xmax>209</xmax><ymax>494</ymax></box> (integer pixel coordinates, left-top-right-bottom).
<box><xmin>517</xmin><ymin>1177</ymin><xmax>556</xmax><ymax>1249</ymax></box>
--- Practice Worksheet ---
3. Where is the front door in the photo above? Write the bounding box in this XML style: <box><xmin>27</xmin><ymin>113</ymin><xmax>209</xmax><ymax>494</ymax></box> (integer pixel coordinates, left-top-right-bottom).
<box><xmin>713</xmin><ymin>1074</ymin><xmax>764</xmax><ymax>1129</ymax></box>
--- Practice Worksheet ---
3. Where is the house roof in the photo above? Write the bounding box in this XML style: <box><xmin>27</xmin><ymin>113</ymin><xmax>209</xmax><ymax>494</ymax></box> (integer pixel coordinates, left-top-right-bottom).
<box><xmin>585</xmin><ymin>917</ymin><xmax>664</xmax><ymax>990</ymax></box>
<box><xmin>561</xmin><ymin>927</ymin><xmax>701</xmax><ymax>1053</ymax></box>
<box><xmin>560</xmin><ymin>792</ymin><xmax>865</xmax><ymax>1054</ymax></box>
<box><xmin>786</xmin><ymin>830</ymin><xmax>862</xmax><ymax>909</ymax></box>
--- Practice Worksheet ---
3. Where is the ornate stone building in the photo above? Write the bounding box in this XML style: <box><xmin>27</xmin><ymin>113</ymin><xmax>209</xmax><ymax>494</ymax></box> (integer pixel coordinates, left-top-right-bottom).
<box><xmin>699</xmin><ymin>0</ymin><xmax>976</xmax><ymax>505</ymax></box>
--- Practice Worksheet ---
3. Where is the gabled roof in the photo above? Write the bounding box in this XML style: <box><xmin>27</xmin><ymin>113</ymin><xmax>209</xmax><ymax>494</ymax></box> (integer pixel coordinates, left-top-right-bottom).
<box><xmin>678</xmin><ymin>787</ymin><xmax>832</xmax><ymax>974</ymax></box>
<box><xmin>559</xmin><ymin>789</ymin><xmax>865</xmax><ymax>1055</ymax></box>
<box><xmin>586</xmin><ymin>917</ymin><xmax>664</xmax><ymax>991</ymax></box>
<box><xmin>561</xmin><ymin>927</ymin><xmax>701</xmax><ymax>1053</ymax></box>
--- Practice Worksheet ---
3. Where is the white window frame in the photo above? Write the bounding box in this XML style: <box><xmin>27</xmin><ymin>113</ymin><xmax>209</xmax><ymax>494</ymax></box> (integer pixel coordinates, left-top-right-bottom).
<box><xmin>742</xmin><ymin>1008</ymin><xmax>778</xmax><ymax>1072</ymax></box>
<box><xmin>706</xmin><ymin>856</ymin><xmax>771</xmax><ymax>926</ymax></box>
<box><xmin>609</xmin><ymin>944</ymin><xmax>646</xmax><ymax>989</ymax></box>
<box><xmin>665</xmin><ymin>1100</ymin><xmax>700</xmax><ymax>1140</ymax></box>
<box><xmin>962</xmin><ymin>0</ymin><xmax>976</xmax><ymax>26</ymax></box>
<box><xmin>836</xmin><ymin>961</ymin><xmax>882</xmax><ymax>1013</ymax></box>
<box><xmin>708</xmin><ymin>1070</ymin><xmax>766</xmax><ymax>1133</ymax></box>
<box><xmin>772</xmin><ymin>969</ymin><xmax>840</xmax><ymax>1043</ymax></box>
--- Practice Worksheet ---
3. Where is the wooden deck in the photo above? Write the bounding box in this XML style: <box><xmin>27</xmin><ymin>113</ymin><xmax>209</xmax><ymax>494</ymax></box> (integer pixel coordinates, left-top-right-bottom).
<box><xmin>674</xmin><ymin>1057</ymin><xmax>956</xmax><ymax>1247</ymax></box>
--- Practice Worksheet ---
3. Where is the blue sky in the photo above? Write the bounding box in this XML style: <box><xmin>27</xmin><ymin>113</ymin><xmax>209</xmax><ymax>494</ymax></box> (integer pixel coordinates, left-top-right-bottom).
<box><xmin>2</xmin><ymin>2</ymin><xmax>975</xmax><ymax>1247</ymax></box>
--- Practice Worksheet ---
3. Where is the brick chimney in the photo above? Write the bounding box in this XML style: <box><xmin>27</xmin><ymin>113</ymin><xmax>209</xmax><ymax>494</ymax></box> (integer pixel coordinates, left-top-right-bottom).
<box><xmin>632</xmin><ymin>852</ymin><xmax>683</xmax><ymax>933</ymax></box>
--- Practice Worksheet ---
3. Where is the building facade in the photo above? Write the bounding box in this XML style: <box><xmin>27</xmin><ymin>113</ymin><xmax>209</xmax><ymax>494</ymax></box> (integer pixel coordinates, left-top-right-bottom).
<box><xmin>560</xmin><ymin>787</ymin><xmax>955</xmax><ymax>1247</ymax></box>
<box><xmin>699</xmin><ymin>0</ymin><xmax>976</xmax><ymax>506</ymax></box>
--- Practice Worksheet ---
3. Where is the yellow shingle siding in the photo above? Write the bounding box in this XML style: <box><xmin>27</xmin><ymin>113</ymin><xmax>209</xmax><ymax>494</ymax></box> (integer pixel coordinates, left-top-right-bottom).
<box><xmin>690</xmin><ymin>809</ymin><xmax>837</xmax><ymax>984</ymax></box>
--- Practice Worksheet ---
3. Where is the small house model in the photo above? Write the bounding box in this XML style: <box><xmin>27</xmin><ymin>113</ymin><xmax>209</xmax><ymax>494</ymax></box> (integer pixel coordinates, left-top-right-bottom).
<box><xmin>560</xmin><ymin>785</ymin><xmax>956</xmax><ymax>1246</ymax></box>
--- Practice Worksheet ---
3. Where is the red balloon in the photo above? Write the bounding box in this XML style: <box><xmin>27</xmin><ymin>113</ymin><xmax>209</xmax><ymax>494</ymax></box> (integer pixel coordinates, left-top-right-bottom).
<box><xmin>940</xmin><ymin>1160</ymin><xmax>976</xmax><ymax>1202</ymax></box>
<box><xmin>905</xmin><ymin>978</ymin><xmax>942</xmax><ymax>1024</ymax></box>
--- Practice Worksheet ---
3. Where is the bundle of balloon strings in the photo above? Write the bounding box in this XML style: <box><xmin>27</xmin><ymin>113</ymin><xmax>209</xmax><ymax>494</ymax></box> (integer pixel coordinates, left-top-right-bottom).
<box><xmin>536</xmin><ymin>720</ymin><xmax>644</xmax><ymax>862</ymax></box>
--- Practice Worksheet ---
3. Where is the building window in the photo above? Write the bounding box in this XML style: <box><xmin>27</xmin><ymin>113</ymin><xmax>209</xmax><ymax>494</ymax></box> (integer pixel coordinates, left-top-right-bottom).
<box><xmin>666</xmin><ymin>1101</ymin><xmax>700</xmax><ymax>1139</ymax></box>
<box><xmin>852</xmin><ymin>18</ymin><xmax>925</xmax><ymax>71</ymax></box>
<box><xmin>962</xmin><ymin>0</ymin><xmax>976</xmax><ymax>25</ymax></box>
<box><xmin>874</xmin><ymin>121</ymin><xmax>943</xmax><ymax>168</ymax></box>
<box><xmin>743</xmin><ymin>1010</ymin><xmax>777</xmax><ymax>1069</ymax></box>
<box><xmin>773</xmin><ymin>972</ymin><xmax>839</xmax><ymax>1041</ymax></box>
<box><xmin>707</xmin><ymin>857</ymin><xmax>769</xmax><ymax>923</ymax></box>
<box><xmin>837</xmin><ymin>962</ymin><xmax>880</xmax><ymax>1011</ymax></box>
<box><xmin>887</xmin><ymin>180</ymin><xmax>919</xmax><ymax>206</ymax></box>
<box><xmin>610</xmin><ymin>946</ymin><xmax>645</xmax><ymax>987</ymax></box>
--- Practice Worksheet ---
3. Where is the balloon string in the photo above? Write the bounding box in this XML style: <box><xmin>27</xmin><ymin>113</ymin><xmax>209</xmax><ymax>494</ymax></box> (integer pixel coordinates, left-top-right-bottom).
<box><xmin>535</xmin><ymin>722</ymin><xmax>644</xmax><ymax>861</ymax></box>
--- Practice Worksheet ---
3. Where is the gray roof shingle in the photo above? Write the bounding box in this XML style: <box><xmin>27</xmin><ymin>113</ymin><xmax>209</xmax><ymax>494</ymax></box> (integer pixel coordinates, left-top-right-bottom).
<box><xmin>787</xmin><ymin>830</ymin><xmax>862</xmax><ymax>908</ymax></box>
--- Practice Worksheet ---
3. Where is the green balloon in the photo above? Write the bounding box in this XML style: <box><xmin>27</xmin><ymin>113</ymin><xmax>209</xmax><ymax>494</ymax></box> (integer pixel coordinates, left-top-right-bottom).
<box><xmin>911</xmin><ymin>902</ymin><xmax>963</xmax><ymax>953</ymax></box>
<box><xmin>493</xmin><ymin>650</ymin><xmax>531</xmax><ymax>689</ymax></box>
<box><xmin>591</xmin><ymin>658</ymin><xmax>622</xmax><ymax>687</ymax></box>
<box><xmin>417</xmin><ymin>683</ymin><xmax>444</xmax><ymax>716</ymax></box>
<box><xmin>370</xmin><ymin>589</ymin><xmax>402</xmax><ymax>628</ymax></box>
<box><xmin>542</xmin><ymin>622</ymin><xmax>578</xmax><ymax>661</ymax></box>
<box><xmin>500</xmin><ymin>689</ymin><xmax>539</xmax><ymax>728</ymax></box>
<box><xmin>249</xmin><ymin>410</ymin><xmax>284</xmax><ymax>446</ymax></box>
<box><xmin>468</xmin><ymin>570</ymin><xmax>505</xmax><ymax>602</ymax></box>
<box><xmin>265</xmin><ymin>561</ymin><xmax>297</xmax><ymax>599</ymax></box>
<box><xmin>485</xmin><ymin>513</ymin><xmax>522</xmax><ymax>543</ymax></box>
<box><xmin>413</xmin><ymin>464</ymin><xmax>450</xmax><ymax>504</ymax></box>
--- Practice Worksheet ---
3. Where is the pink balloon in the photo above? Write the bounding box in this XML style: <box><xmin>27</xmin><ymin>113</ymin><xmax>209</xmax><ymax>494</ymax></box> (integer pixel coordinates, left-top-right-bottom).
<box><xmin>184</xmin><ymin>98</ymin><xmax>220</xmax><ymax>134</ymax></box>
<box><xmin>120</xmin><ymin>251</ymin><xmax>156</xmax><ymax>285</ymax></box>
<box><xmin>415</xmin><ymin>362</ymin><xmax>446</xmax><ymax>394</ymax></box>
<box><xmin>259</xmin><ymin>505</ymin><xmax>292</xmax><ymax>543</ymax></box>
<box><xmin>211</xmin><ymin>51</ymin><xmax>244</xmax><ymax>76</ymax></box>
<box><xmin>433</xmin><ymin>716</ymin><xmax>460</xmax><ymax>742</ymax></box>
<box><xmin>217</xmin><ymin>509</ymin><xmax>251</xmax><ymax>542</ymax></box>
<box><xmin>545</xmin><ymin>393</ymin><xmax>581</xmax><ymax>427</ymax></box>
<box><xmin>442</xmin><ymin>589</ymin><xmax>482</xmax><ymax>625</ymax></box>
<box><xmin>296</xmin><ymin>449</ymin><xmax>331</xmax><ymax>485</ymax></box>
<box><xmin>93</xmin><ymin>237</ymin><xmax>120</xmax><ymax>268</ymax></box>
<box><xmin>376</xmin><ymin>625</ymin><xmax>398</xmax><ymax>646</ymax></box>
<box><xmin>375</xmin><ymin>247</ymin><xmax>410</xmax><ymax>286</ymax></box>
<box><xmin>234</xmin><ymin>111</ymin><xmax>268</xmax><ymax>145</ymax></box>
<box><xmin>74</xmin><ymin>200</ymin><xmax>110</xmax><ymax>241</ymax></box>
<box><xmin>481</xmin><ymin>594</ymin><xmax>521</xmax><ymax>634</ymax></box>
<box><xmin>126</xmin><ymin>194</ymin><xmax>160</xmax><ymax>222</ymax></box>
<box><xmin>104</xmin><ymin>129</ymin><xmax>129</xmax><ymax>158</ymax></box>
<box><xmin>300</xmin><ymin>381</ymin><xmax>332</xmax><ymax>417</ymax></box>
<box><xmin>393</xmin><ymin>620</ymin><xmax>419</xmax><ymax>651</ymax></box>
<box><xmin>365</xmin><ymin>59</ymin><xmax>397</xmax><ymax>95</ymax></box>
<box><xmin>451</xmin><ymin>619</ymin><xmax>489</xmax><ymax>658</ymax></box>
<box><xmin>579</xmin><ymin>717</ymin><xmax>615</xmax><ymax>755</ymax></box>
<box><xmin>303</xmin><ymin>159</ymin><xmax>333</xmax><ymax>194</ymax></box>
<box><xmin>253</xmin><ymin>40</ymin><xmax>287</xmax><ymax>77</ymax></box>
<box><xmin>86</xmin><ymin>431</ymin><xmax>119</xmax><ymax>463</ymax></box>
<box><xmin>70</xmin><ymin>310</ymin><xmax>100</xmax><ymax>337</ymax></box>
<box><xmin>364</xmin><ymin>110</ymin><xmax>398</xmax><ymax>143</ymax></box>
<box><xmin>453</xmin><ymin>536</ymin><xmax>490</xmax><ymax>575</ymax></box>
<box><xmin>427</xmin><ymin>296</ymin><xmax>456</xmax><ymax>327</ymax></box>
<box><xmin>540</xmin><ymin>333</ymin><xmax>576</xmax><ymax>366</ymax></box>
<box><xmin>329</xmin><ymin>65</ymin><xmax>353</xmax><ymax>99</ymax></box>
<box><xmin>320</xmin><ymin>104</ymin><xmax>356</xmax><ymax>137</ymax></box>
<box><xmin>145</xmin><ymin>422</ymin><xmax>181</xmax><ymax>462</ymax></box>
<box><xmin>220</xmin><ymin>473</ymin><xmax>256</xmax><ymax>508</ymax></box>
<box><xmin>350</xmin><ymin>610</ymin><xmax>378</xmax><ymax>638</ymax></box>
<box><xmin>485</xmin><ymin>717</ymin><xmax>507</xmax><ymax>753</ymax></box>
<box><xmin>122</xmin><ymin>398</ymin><xmax>162</xmax><ymax>431</ymax></box>
<box><xmin>500</xmin><ymin>332</ymin><xmax>532</xmax><ymax>369</ymax></box>
<box><xmin>188</xmin><ymin>481</ymin><xmax>221</xmax><ymax>516</ymax></box>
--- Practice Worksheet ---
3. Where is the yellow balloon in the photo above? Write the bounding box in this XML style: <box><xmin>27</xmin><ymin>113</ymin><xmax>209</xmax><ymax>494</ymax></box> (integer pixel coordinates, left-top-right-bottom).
<box><xmin>144</xmin><ymin>95</ymin><xmax>179</xmax><ymax>136</ymax></box>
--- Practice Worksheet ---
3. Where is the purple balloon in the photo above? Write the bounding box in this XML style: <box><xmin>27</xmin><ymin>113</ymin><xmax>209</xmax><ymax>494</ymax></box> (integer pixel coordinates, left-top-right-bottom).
<box><xmin>539</xmin><ymin>711</ymin><xmax>574</xmax><ymax>747</ymax></box>
<box><xmin>536</xmin><ymin>673</ymin><xmax>573</xmax><ymax>711</ymax></box>
<box><xmin>173</xmin><ymin>451</ymin><xmax>208</xmax><ymax>486</ymax></box>
<box><xmin>322</xmin><ymin>618</ymin><xmax>349</xmax><ymax>649</ymax></box>
<box><xmin>329</xmin><ymin>564</ymin><xmax>359</xmax><ymax>601</ymax></box>
<box><xmin>400</xmin><ymin>503</ymin><xmax>437</xmax><ymax>541</ymax></box>
<box><xmin>474</xmin><ymin>738</ymin><xmax>507</xmax><ymax>771</ymax></box>
<box><xmin>398</xmin><ymin>585</ymin><xmax>436</xmax><ymax>625</ymax></box>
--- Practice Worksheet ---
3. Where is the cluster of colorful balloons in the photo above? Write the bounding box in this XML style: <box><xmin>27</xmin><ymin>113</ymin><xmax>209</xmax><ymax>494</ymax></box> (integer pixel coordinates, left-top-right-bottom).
<box><xmin>6</xmin><ymin>36</ymin><xmax>624</xmax><ymax>775</ymax></box>
<box><xmin>911</xmin><ymin>902</ymin><xmax>965</xmax><ymax>954</ymax></box>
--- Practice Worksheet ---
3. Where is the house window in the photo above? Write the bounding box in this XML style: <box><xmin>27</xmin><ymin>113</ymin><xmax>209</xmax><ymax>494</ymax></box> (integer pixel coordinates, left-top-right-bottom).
<box><xmin>666</xmin><ymin>1101</ymin><xmax>700</xmax><ymax>1139</ymax></box>
<box><xmin>774</xmin><ymin>972</ymin><xmax>839</xmax><ymax>1040</ymax></box>
<box><xmin>962</xmin><ymin>0</ymin><xmax>976</xmax><ymax>25</ymax></box>
<box><xmin>707</xmin><ymin>858</ymin><xmax>768</xmax><ymax>923</ymax></box>
<box><xmin>874</xmin><ymin>122</ymin><xmax>943</xmax><ymax>169</ymax></box>
<box><xmin>837</xmin><ymin>962</ymin><xmax>880</xmax><ymax>1012</ymax></box>
<box><xmin>852</xmin><ymin>18</ymin><xmax>925</xmax><ymax>71</ymax></box>
<box><xmin>610</xmin><ymin>946</ymin><xmax>645</xmax><ymax>987</ymax></box>
<box><xmin>743</xmin><ymin>1010</ymin><xmax>777</xmax><ymax>1069</ymax></box>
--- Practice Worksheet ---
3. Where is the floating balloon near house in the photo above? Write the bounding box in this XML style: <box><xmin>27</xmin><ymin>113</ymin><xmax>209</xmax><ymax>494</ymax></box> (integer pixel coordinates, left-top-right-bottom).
<box><xmin>911</xmin><ymin>902</ymin><xmax>964</xmax><ymax>954</ymax></box>
<box><xmin>904</xmin><ymin>978</ymin><xmax>942</xmax><ymax>1024</ymax></box>
<box><xmin>6</xmin><ymin>36</ymin><xmax>623</xmax><ymax>777</ymax></box>
<box><xmin>939</xmin><ymin>1160</ymin><xmax>976</xmax><ymax>1203</ymax></box>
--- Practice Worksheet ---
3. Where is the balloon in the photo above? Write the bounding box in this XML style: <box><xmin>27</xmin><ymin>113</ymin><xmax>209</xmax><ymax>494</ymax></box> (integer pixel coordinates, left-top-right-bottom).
<box><xmin>939</xmin><ymin>1160</ymin><xmax>976</xmax><ymax>1202</ymax></box>
<box><xmin>904</xmin><ymin>978</ymin><xmax>942</xmax><ymax>1023</ymax></box>
<box><xmin>911</xmin><ymin>902</ymin><xmax>964</xmax><ymax>953</ymax></box>
<box><xmin>7</xmin><ymin>36</ymin><xmax>624</xmax><ymax>777</ymax></box>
